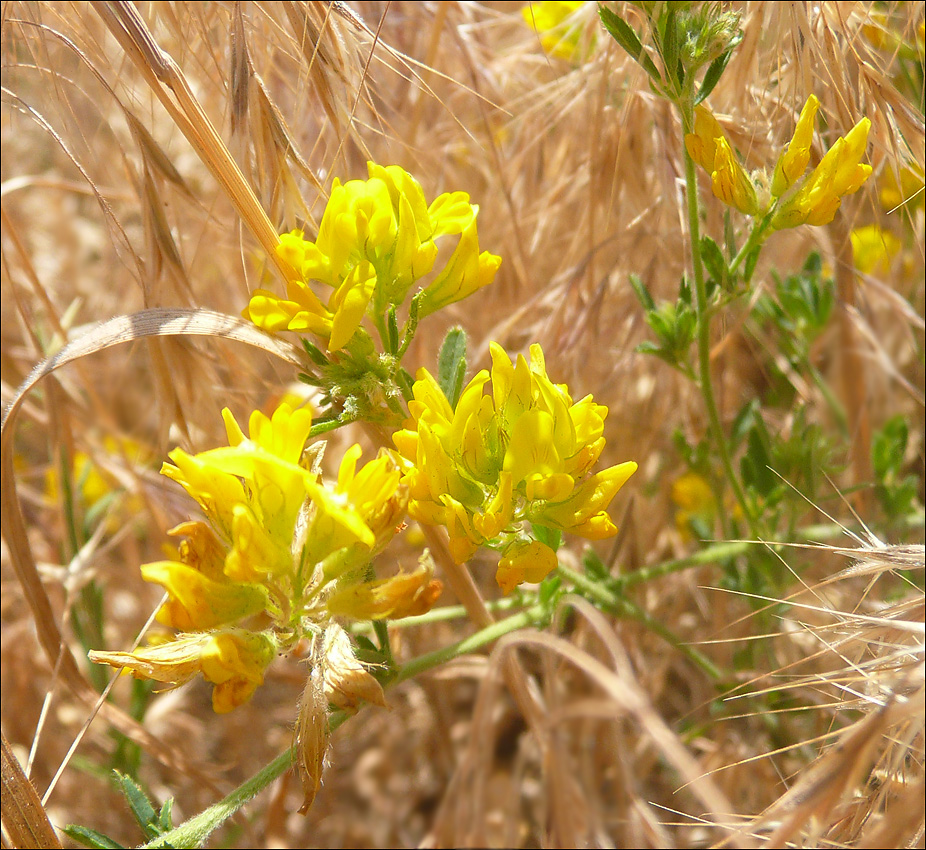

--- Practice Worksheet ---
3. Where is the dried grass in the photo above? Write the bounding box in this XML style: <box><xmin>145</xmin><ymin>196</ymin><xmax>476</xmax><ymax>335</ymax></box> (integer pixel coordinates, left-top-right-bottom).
<box><xmin>2</xmin><ymin>2</ymin><xmax>923</xmax><ymax>848</ymax></box>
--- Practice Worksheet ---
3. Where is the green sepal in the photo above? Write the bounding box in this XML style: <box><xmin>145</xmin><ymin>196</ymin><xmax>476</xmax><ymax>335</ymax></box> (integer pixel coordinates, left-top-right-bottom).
<box><xmin>695</xmin><ymin>48</ymin><xmax>734</xmax><ymax>104</ymax></box>
<box><xmin>437</xmin><ymin>326</ymin><xmax>468</xmax><ymax>409</ymax></box>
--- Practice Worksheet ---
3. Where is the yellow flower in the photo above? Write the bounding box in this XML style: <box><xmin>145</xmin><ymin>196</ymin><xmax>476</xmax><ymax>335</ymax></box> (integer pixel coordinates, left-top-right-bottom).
<box><xmin>90</xmin><ymin>401</ymin><xmax>422</xmax><ymax>715</ymax></box>
<box><xmin>417</xmin><ymin>216</ymin><xmax>503</xmax><ymax>318</ymax></box>
<box><xmin>711</xmin><ymin>137</ymin><xmax>759</xmax><ymax>215</ymax></box>
<box><xmin>90</xmin><ymin>629</ymin><xmax>277</xmax><ymax>714</ymax></box>
<box><xmin>305</xmin><ymin>445</ymin><xmax>406</xmax><ymax>581</ymax></box>
<box><xmin>43</xmin><ymin>436</ymin><xmax>148</xmax><ymax>532</ymax></box>
<box><xmin>772</xmin><ymin>118</ymin><xmax>872</xmax><ymax>229</ymax></box>
<box><xmin>522</xmin><ymin>1</ymin><xmax>591</xmax><ymax>62</ymax></box>
<box><xmin>685</xmin><ymin>106</ymin><xmax>758</xmax><ymax>215</ymax></box>
<box><xmin>326</xmin><ymin>559</ymin><xmax>443</xmax><ymax>620</ymax></box>
<box><xmin>851</xmin><ymin>224</ymin><xmax>901</xmax><ymax>276</ymax></box>
<box><xmin>495</xmin><ymin>539</ymin><xmax>559</xmax><ymax>595</ymax></box>
<box><xmin>687</xmin><ymin>96</ymin><xmax>873</xmax><ymax>227</ymax></box>
<box><xmin>879</xmin><ymin>164</ymin><xmax>925</xmax><ymax>213</ymax></box>
<box><xmin>244</xmin><ymin>163</ymin><xmax>501</xmax><ymax>352</ymax></box>
<box><xmin>394</xmin><ymin>341</ymin><xmax>636</xmax><ymax>592</ymax></box>
<box><xmin>685</xmin><ymin>105</ymin><xmax>725</xmax><ymax>174</ymax></box>
<box><xmin>140</xmin><ymin>560</ymin><xmax>270</xmax><ymax>632</ymax></box>
<box><xmin>861</xmin><ymin>11</ymin><xmax>925</xmax><ymax>61</ymax></box>
<box><xmin>671</xmin><ymin>471</ymin><xmax>716</xmax><ymax>540</ymax></box>
<box><xmin>771</xmin><ymin>95</ymin><xmax>820</xmax><ymax>196</ymax></box>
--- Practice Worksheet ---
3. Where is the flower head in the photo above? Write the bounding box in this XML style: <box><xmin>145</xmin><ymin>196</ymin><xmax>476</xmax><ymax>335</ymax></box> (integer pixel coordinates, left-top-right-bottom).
<box><xmin>91</xmin><ymin>401</ymin><xmax>438</xmax><ymax>716</ymax></box>
<box><xmin>394</xmin><ymin>342</ymin><xmax>636</xmax><ymax>592</ymax></box>
<box><xmin>686</xmin><ymin>97</ymin><xmax>873</xmax><ymax>228</ymax></box>
<box><xmin>772</xmin><ymin>117</ymin><xmax>873</xmax><ymax>229</ymax></box>
<box><xmin>90</xmin><ymin>629</ymin><xmax>278</xmax><ymax>714</ymax></box>
<box><xmin>685</xmin><ymin>106</ymin><xmax>758</xmax><ymax>216</ymax></box>
<box><xmin>851</xmin><ymin>224</ymin><xmax>901</xmax><ymax>276</ymax></box>
<box><xmin>771</xmin><ymin>95</ymin><xmax>820</xmax><ymax>196</ymax></box>
<box><xmin>245</xmin><ymin>163</ymin><xmax>501</xmax><ymax>353</ymax></box>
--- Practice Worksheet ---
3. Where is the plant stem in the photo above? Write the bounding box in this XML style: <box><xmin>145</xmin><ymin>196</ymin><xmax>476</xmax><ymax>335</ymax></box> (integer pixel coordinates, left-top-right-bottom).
<box><xmin>557</xmin><ymin>563</ymin><xmax>722</xmax><ymax>678</ymax></box>
<box><xmin>308</xmin><ymin>414</ymin><xmax>357</xmax><ymax>438</ymax></box>
<box><xmin>680</xmin><ymin>97</ymin><xmax>756</xmax><ymax>538</ymax></box>
<box><xmin>727</xmin><ymin>212</ymin><xmax>772</xmax><ymax>280</ymax></box>
<box><xmin>394</xmin><ymin>605</ymin><xmax>547</xmax><ymax>683</ymax></box>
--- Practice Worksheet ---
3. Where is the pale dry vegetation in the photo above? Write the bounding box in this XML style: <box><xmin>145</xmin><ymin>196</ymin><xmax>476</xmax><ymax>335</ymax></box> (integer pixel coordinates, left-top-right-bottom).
<box><xmin>1</xmin><ymin>2</ymin><xmax>924</xmax><ymax>848</ymax></box>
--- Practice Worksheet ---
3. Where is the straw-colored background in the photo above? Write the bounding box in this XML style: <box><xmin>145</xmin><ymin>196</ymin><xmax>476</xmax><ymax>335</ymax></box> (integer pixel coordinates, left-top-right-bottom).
<box><xmin>2</xmin><ymin>2</ymin><xmax>923</xmax><ymax>847</ymax></box>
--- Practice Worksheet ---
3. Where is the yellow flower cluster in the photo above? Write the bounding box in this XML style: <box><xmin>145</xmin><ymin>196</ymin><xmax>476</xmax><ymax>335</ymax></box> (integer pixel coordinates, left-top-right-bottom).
<box><xmin>245</xmin><ymin>163</ymin><xmax>502</xmax><ymax>352</ymax></box>
<box><xmin>91</xmin><ymin>402</ymin><xmax>440</xmax><ymax>713</ymax></box>
<box><xmin>394</xmin><ymin>342</ymin><xmax>637</xmax><ymax>593</ymax></box>
<box><xmin>685</xmin><ymin>95</ymin><xmax>872</xmax><ymax>228</ymax></box>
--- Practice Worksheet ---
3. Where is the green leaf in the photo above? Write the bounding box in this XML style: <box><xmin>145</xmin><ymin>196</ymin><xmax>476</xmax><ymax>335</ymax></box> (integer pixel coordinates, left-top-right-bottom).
<box><xmin>598</xmin><ymin>5</ymin><xmax>662</xmax><ymax>82</ymax></box>
<box><xmin>301</xmin><ymin>338</ymin><xmax>329</xmax><ymax>367</ymax></box>
<box><xmin>723</xmin><ymin>211</ymin><xmax>736</xmax><ymax>259</ymax></box>
<box><xmin>661</xmin><ymin>5</ymin><xmax>679</xmax><ymax>89</ymax></box>
<box><xmin>581</xmin><ymin>547</ymin><xmax>611</xmax><ymax>581</ymax></box>
<box><xmin>743</xmin><ymin>244</ymin><xmax>761</xmax><ymax>284</ymax></box>
<box><xmin>157</xmin><ymin>798</ymin><xmax>175</xmax><ymax>834</ymax></box>
<box><xmin>116</xmin><ymin>772</ymin><xmax>159</xmax><ymax>839</ymax></box>
<box><xmin>538</xmin><ymin>573</ymin><xmax>563</xmax><ymax>606</ymax></box>
<box><xmin>731</xmin><ymin>399</ymin><xmax>759</xmax><ymax>448</ymax></box>
<box><xmin>437</xmin><ymin>327</ymin><xmax>468</xmax><ymax>409</ymax></box>
<box><xmin>873</xmin><ymin>416</ymin><xmax>908</xmax><ymax>478</ymax></box>
<box><xmin>629</xmin><ymin>273</ymin><xmax>656</xmax><ymax>311</ymax></box>
<box><xmin>635</xmin><ymin>340</ymin><xmax>663</xmax><ymax>356</ymax></box>
<box><xmin>741</xmin><ymin>422</ymin><xmax>776</xmax><ymax>497</ymax></box>
<box><xmin>695</xmin><ymin>49</ymin><xmax>733</xmax><ymax>104</ymax></box>
<box><xmin>354</xmin><ymin>634</ymin><xmax>377</xmax><ymax>653</ymax></box>
<box><xmin>532</xmin><ymin>524</ymin><xmax>562</xmax><ymax>551</ymax></box>
<box><xmin>645</xmin><ymin>308</ymin><xmax>673</xmax><ymax>338</ymax></box>
<box><xmin>62</xmin><ymin>825</ymin><xmax>126</xmax><ymax>849</ymax></box>
<box><xmin>385</xmin><ymin>305</ymin><xmax>400</xmax><ymax>354</ymax></box>
<box><xmin>700</xmin><ymin>236</ymin><xmax>728</xmax><ymax>290</ymax></box>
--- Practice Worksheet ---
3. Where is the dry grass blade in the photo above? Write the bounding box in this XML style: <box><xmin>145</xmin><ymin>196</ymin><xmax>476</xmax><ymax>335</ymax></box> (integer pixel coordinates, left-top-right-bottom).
<box><xmin>1</xmin><ymin>732</ymin><xmax>62</xmax><ymax>850</ymax></box>
<box><xmin>735</xmin><ymin>541</ymin><xmax>925</xmax><ymax>847</ymax></box>
<box><xmin>88</xmin><ymin>1</ymin><xmax>294</xmax><ymax>282</ymax></box>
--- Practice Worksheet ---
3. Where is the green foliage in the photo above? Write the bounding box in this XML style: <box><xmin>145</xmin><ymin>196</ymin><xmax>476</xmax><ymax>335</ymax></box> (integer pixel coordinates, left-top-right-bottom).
<box><xmin>873</xmin><ymin>415</ymin><xmax>921</xmax><ymax>519</ymax></box>
<box><xmin>437</xmin><ymin>327</ymin><xmax>468</xmax><ymax>409</ymax></box>
<box><xmin>61</xmin><ymin>825</ymin><xmax>127</xmax><ymax>849</ymax></box>
<box><xmin>753</xmin><ymin>253</ymin><xmax>835</xmax><ymax>365</ymax></box>
<box><xmin>64</xmin><ymin>772</ymin><xmax>176</xmax><ymax>849</ymax></box>
<box><xmin>631</xmin><ymin>274</ymin><xmax>697</xmax><ymax>375</ymax></box>
<box><xmin>598</xmin><ymin>2</ymin><xmax>742</xmax><ymax>102</ymax></box>
<box><xmin>598</xmin><ymin>5</ymin><xmax>661</xmax><ymax>84</ymax></box>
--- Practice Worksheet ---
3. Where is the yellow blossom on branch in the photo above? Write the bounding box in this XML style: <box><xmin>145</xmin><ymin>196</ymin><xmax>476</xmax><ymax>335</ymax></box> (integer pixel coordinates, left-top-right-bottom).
<box><xmin>772</xmin><ymin>117</ymin><xmax>872</xmax><ymax>228</ymax></box>
<box><xmin>90</xmin><ymin>402</ymin><xmax>440</xmax><ymax>716</ymax></box>
<box><xmin>393</xmin><ymin>342</ymin><xmax>636</xmax><ymax>593</ymax></box>
<box><xmin>244</xmin><ymin>163</ymin><xmax>501</xmax><ymax>353</ymax></box>
<box><xmin>326</xmin><ymin>558</ymin><xmax>443</xmax><ymax>620</ymax></box>
<box><xmin>771</xmin><ymin>95</ymin><xmax>820</xmax><ymax>196</ymax></box>
<box><xmin>851</xmin><ymin>224</ymin><xmax>901</xmax><ymax>276</ymax></box>
<box><xmin>685</xmin><ymin>96</ymin><xmax>872</xmax><ymax>227</ymax></box>
<box><xmin>685</xmin><ymin>106</ymin><xmax>758</xmax><ymax>216</ymax></box>
<box><xmin>90</xmin><ymin>629</ymin><xmax>277</xmax><ymax>714</ymax></box>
